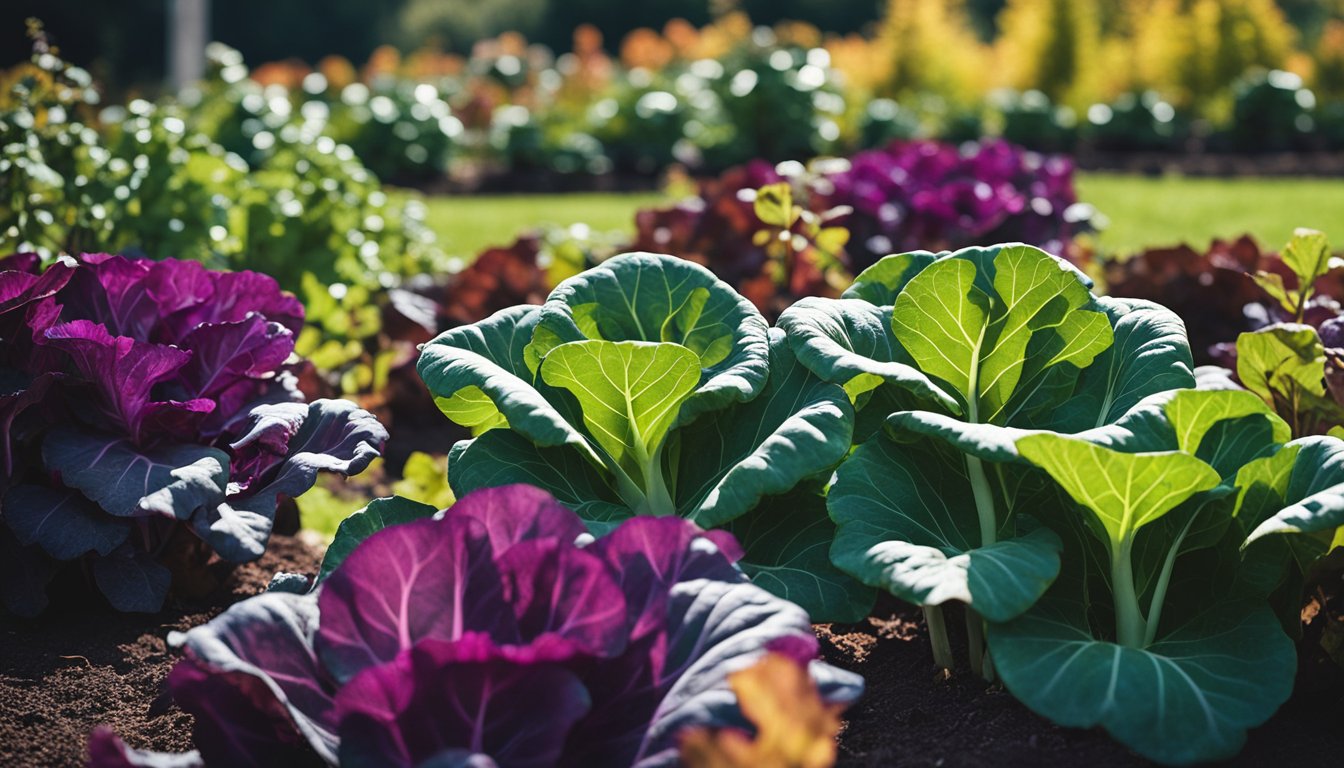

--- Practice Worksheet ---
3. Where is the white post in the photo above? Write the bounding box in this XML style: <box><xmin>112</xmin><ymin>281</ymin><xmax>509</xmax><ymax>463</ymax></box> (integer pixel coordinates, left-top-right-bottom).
<box><xmin>167</xmin><ymin>0</ymin><xmax>209</xmax><ymax>92</ymax></box>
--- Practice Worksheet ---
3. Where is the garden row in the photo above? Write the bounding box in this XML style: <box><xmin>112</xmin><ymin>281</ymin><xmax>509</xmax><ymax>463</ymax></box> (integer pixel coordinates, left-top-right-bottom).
<box><xmin>66</xmin><ymin>6</ymin><xmax>1344</xmax><ymax>187</ymax></box>
<box><xmin>6</xmin><ymin>232</ymin><xmax>1344</xmax><ymax>766</ymax></box>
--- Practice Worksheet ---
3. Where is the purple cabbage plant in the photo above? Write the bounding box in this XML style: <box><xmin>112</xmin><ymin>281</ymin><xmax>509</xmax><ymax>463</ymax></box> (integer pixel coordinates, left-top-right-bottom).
<box><xmin>89</xmin><ymin>484</ymin><xmax>863</xmax><ymax>768</ymax></box>
<box><xmin>0</xmin><ymin>252</ymin><xmax>386</xmax><ymax>615</ymax></box>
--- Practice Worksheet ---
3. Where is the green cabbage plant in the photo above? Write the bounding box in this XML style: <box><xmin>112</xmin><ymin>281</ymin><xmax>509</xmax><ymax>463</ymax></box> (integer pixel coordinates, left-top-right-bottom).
<box><xmin>780</xmin><ymin>242</ymin><xmax>1344</xmax><ymax>764</ymax></box>
<box><xmin>417</xmin><ymin>252</ymin><xmax>874</xmax><ymax>621</ymax></box>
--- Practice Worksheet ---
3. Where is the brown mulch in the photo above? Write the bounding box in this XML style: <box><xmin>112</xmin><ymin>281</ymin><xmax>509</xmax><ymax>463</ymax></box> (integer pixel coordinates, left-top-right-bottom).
<box><xmin>822</xmin><ymin>595</ymin><xmax>1344</xmax><ymax>767</ymax></box>
<box><xmin>0</xmin><ymin>535</ymin><xmax>324</xmax><ymax>767</ymax></box>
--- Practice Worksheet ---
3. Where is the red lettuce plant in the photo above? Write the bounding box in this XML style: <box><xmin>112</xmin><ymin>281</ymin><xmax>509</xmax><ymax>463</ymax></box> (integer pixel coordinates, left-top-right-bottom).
<box><xmin>0</xmin><ymin>253</ymin><xmax>386</xmax><ymax>615</ymax></box>
<box><xmin>89</xmin><ymin>484</ymin><xmax>862</xmax><ymax>767</ymax></box>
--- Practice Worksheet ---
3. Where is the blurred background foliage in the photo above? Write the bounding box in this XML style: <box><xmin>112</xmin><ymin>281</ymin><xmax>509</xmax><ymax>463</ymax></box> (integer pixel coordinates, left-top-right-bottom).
<box><xmin>5</xmin><ymin>1</ymin><xmax>1343</xmax><ymax>99</ymax></box>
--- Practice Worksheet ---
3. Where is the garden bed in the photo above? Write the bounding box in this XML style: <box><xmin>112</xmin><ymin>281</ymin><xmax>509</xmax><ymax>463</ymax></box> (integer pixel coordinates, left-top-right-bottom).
<box><xmin>0</xmin><ymin>535</ymin><xmax>324</xmax><ymax>768</ymax></box>
<box><xmin>821</xmin><ymin>595</ymin><xmax>1344</xmax><ymax>767</ymax></box>
<box><xmin>5</xmin><ymin>544</ymin><xmax>1340</xmax><ymax>767</ymax></box>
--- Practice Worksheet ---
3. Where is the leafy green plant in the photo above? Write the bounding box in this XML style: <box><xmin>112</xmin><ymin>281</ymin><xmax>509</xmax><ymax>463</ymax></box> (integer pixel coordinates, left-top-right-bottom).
<box><xmin>746</xmin><ymin>180</ymin><xmax>850</xmax><ymax>314</ymax></box>
<box><xmin>417</xmin><ymin>252</ymin><xmax>874</xmax><ymax>620</ymax></box>
<box><xmin>778</xmin><ymin>240</ymin><xmax>1344</xmax><ymax>762</ymax></box>
<box><xmin>993</xmin><ymin>386</ymin><xmax>1344</xmax><ymax>764</ymax></box>
<box><xmin>779</xmin><ymin>242</ymin><xmax>1195</xmax><ymax>675</ymax></box>
<box><xmin>1232</xmin><ymin>229</ymin><xmax>1344</xmax><ymax>435</ymax></box>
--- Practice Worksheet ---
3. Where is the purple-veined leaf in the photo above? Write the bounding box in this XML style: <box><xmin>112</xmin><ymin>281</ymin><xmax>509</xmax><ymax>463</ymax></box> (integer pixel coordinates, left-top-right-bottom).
<box><xmin>170</xmin><ymin>591</ymin><xmax>339</xmax><ymax>765</ymax></box>
<box><xmin>315</xmin><ymin>517</ymin><xmax>519</xmax><ymax>683</ymax></box>
<box><xmin>588</xmin><ymin>516</ymin><xmax>745</xmax><ymax>641</ymax></box>
<box><xmin>226</xmin><ymin>399</ymin><xmax>387</xmax><ymax>517</ymax></box>
<box><xmin>42</xmin><ymin>426</ymin><xmax>229</xmax><ymax>519</ymax></box>
<box><xmin>447</xmin><ymin>483</ymin><xmax>588</xmax><ymax>554</ymax></box>
<box><xmin>42</xmin><ymin>319</ymin><xmax>206</xmax><ymax>441</ymax></box>
<box><xmin>2</xmin><ymin>484</ymin><xmax>128</xmax><ymax>559</ymax></box>
<box><xmin>494</xmin><ymin>538</ymin><xmax>628</xmax><ymax>659</ymax></box>
<box><xmin>336</xmin><ymin>634</ymin><xmax>590</xmax><ymax>768</ymax></box>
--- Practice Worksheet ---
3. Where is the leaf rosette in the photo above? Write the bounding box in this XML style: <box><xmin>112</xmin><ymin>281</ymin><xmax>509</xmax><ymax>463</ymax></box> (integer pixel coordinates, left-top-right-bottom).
<box><xmin>418</xmin><ymin>252</ymin><xmax>872</xmax><ymax>620</ymax></box>
<box><xmin>0</xmin><ymin>253</ymin><xmax>386</xmax><ymax>614</ymax></box>
<box><xmin>779</xmin><ymin>243</ymin><xmax>1197</xmax><ymax>644</ymax></box>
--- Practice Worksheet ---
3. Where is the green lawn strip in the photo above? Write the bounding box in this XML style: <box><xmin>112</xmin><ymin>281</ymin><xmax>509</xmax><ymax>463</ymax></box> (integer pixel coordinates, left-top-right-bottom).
<box><xmin>1077</xmin><ymin>173</ymin><xmax>1344</xmax><ymax>257</ymax></box>
<box><xmin>408</xmin><ymin>191</ymin><xmax>669</xmax><ymax>258</ymax></box>
<box><xmin>401</xmin><ymin>174</ymin><xmax>1343</xmax><ymax>263</ymax></box>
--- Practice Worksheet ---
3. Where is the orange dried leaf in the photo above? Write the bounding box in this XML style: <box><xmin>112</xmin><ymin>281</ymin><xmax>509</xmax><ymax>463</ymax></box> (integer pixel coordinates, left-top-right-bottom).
<box><xmin>680</xmin><ymin>652</ymin><xmax>845</xmax><ymax>768</ymax></box>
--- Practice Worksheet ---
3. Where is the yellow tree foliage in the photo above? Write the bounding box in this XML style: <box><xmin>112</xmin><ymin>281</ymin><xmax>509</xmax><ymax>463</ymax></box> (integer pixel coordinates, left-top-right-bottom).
<box><xmin>1315</xmin><ymin>19</ymin><xmax>1344</xmax><ymax>99</ymax></box>
<box><xmin>996</xmin><ymin>0</ymin><xmax>1101</xmax><ymax>108</ymax></box>
<box><xmin>877</xmin><ymin>0</ymin><xmax>987</xmax><ymax>104</ymax></box>
<box><xmin>1133</xmin><ymin>0</ymin><xmax>1295</xmax><ymax>110</ymax></box>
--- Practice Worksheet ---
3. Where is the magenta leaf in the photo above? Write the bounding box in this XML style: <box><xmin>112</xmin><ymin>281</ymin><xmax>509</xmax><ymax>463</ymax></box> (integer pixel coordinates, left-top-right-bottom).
<box><xmin>42</xmin><ymin>319</ymin><xmax>198</xmax><ymax>441</ymax></box>
<box><xmin>170</xmin><ymin>591</ymin><xmax>339</xmax><ymax>764</ymax></box>
<box><xmin>448</xmin><ymin>483</ymin><xmax>589</xmax><ymax>554</ymax></box>
<box><xmin>588</xmin><ymin>516</ymin><xmax>745</xmax><ymax>641</ymax></box>
<box><xmin>494</xmin><ymin>539</ymin><xmax>628</xmax><ymax>659</ymax></box>
<box><xmin>335</xmin><ymin>636</ymin><xmax>590</xmax><ymax>768</ymax></box>
<box><xmin>316</xmin><ymin>517</ymin><xmax>519</xmax><ymax>683</ymax></box>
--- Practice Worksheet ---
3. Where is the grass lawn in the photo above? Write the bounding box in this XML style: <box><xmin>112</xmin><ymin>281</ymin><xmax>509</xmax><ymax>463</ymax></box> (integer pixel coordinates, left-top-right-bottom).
<box><xmin>1075</xmin><ymin>173</ymin><xmax>1344</xmax><ymax>256</ymax></box>
<box><xmin>416</xmin><ymin>192</ymin><xmax>669</xmax><ymax>257</ymax></box>
<box><xmin>412</xmin><ymin>174</ymin><xmax>1344</xmax><ymax>260</ymax></box>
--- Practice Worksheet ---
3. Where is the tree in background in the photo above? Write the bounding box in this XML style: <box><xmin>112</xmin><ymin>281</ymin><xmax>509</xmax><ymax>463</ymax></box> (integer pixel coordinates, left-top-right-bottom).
<box><xmin>1316</xmin><ymin>19</ymin><xmax>1344</xmax><ymax>99</ymax></box>
<box><xmin>877</xmin><ymin>0</ymin><xmax>987</xmax><ymax>105</ymax></box>
<box><xmin>996</xmin><ymin>0</ymin><xmax>1100</xmax><ymax>108</ymax></box>
<box><xmin>1134</xmin><ymin>0</ymin><xmax>1295</xmax><ymax>113</ymax></box>
<box><xmin>395</xmin><ymin>0</ymin><xmax>548</xmax><ymax>51</ymax></box>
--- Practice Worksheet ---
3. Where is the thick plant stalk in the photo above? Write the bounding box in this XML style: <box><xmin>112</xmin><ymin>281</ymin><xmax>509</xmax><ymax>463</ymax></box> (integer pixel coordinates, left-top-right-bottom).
<box><xmin>1112</xmin><ymin>537</ymin><xmax>1147</xmax><ymax>648</ymax></box>
<box><xmin>966</xmin><ymin>608</ymin><xmax>991</xmax><ymax>681</ymax></box>
<box><xmin>924</xmin><ymin>604</ymin><xmax>955</xmax><ymax>671</ymax></box>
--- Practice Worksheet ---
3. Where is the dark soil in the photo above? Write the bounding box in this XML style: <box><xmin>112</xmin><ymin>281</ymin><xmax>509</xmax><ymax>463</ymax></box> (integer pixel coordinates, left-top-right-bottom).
<box><xmin>821</xmin><ymin>594</ymin><xmax>1344</xmax><ymax>767</ymax></box>
<box><xmin>0</xmin><ymin>535</ymin><xmax>324</xmax><ymax>768</ymax></box>
<box><xmin>4</xmin><ymin>541</ymin><xmax>1342</xmax><ymax>767</ymax></box>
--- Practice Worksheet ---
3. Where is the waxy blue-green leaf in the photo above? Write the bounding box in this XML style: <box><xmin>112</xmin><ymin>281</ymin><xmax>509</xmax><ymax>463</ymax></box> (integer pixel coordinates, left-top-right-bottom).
<box><xmin>840</xmin><ymin>250</ymin><xmax>938</xmax><ymax>307</ymax></box>
<box><xmin>2</xmin><ymin>485</ymin><xmax>129</xmax><ymax>560</ymax></box>
<box><xmin>674</xmin><ymin>329</ymin><xmax>854</xmax><ymax>528</ymax></box>
<box><xmin>447</xmin><ymin>430</ymin><xmax>629</xmax><ymax>531</ymax></box>
<box><xmin>990</xmin><ymin>596</ymin><xmax>1294</xmax><ymax>766</ymax></box>
<box><xmin>1243</xmin><ymin>435</ymin><xmax>1344</xmax><ymax>549</ymax></box>
<box><xmin>92</xmin><ymin>546</ymin><xmax>173</xmax><ymax>613</ymax></box>
<box><xmin>726</xmin><ymin>490</ymin><xmax>876</xmax><ymax>623</ymax></box>
<box><xmin>776</xmin><ymin>297</ymin><xmax>957</xmax><ymax>410</ymax></box>
<box><xmin>42</xmin><ymin>427</ymin><xmax>229</xmax><ymax>519</ymax></box>
<box><xmin>891</xmin><ymin>245</ymin><xmax>1111</xmax><ymax>423</ymax></box>
<box><xmin>540</xmin><ymin>340</ymin><xmax>701</xmax><ymax>491</ymax></box>
<box><xmin>828</xmin><ymin>435</ymin><xmax>1061</xmax><ymax>622</ymax></box>
<box><xmin>1040</xmin><ymin>297</ymin><xmax>1195</xmax><ymax>432</ymax></box>
<box><xmin>532</xmin><ymin>252</ymin><xmax>770</xmax><ymax>425</ymax></box>
<box><xmin>1016</xmin><ymin>435</ymin><xmax>1220</xmax><ymax>548</ymax></box>
<box><xmin>417</xmin><ymin>305</ymin><xmax>587</xmax><ymax>450</ymax></box>
<box><xmin>1164</xmin><ymin>388</ymin><xmax>1291</xmax><ymax>460</ymax></box>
